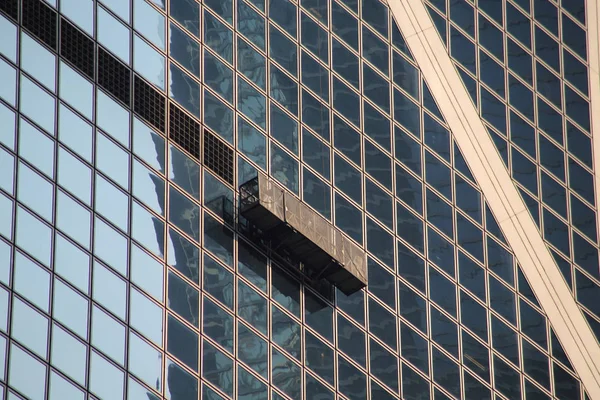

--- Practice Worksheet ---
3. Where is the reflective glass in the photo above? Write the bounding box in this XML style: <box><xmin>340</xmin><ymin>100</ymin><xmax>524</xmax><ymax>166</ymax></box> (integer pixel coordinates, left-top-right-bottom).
<box><xmin>271</xmin><ymin>143</ymin><xmax>299</xmax><ymax>193</ymax></box>
<box><xmin>272</xmin><ymin>305</ymin><xmax>301</xmax><ymax>359</ymax></box>
<box><xmin>132</xmin><ymin>200</ymin><xmax>165</xmax><ymax>258</ymax></box>
<box><xmin>270</xmin><ymin>0</ymin><xmax>296</xmax><ymax>36</ymax></box>
<box><xmin>92</xmin><ymin>260</ymin><xmax>127</xmax><ymax>320</ymax></box>
<box><xmin>368</xmin><ymin>296</ymin><xmax>396</xmax><ymax>348</ymax></box>
<box><xmin>238</xmin><ymin>322</ymin><xmax>268</xmax><ymax>377</ymax></box>
<box><xmin>338</xmin><ymin>313</ymin><xmax>365</xmax><ymax>365</ymax></box>
<box><xmin>205</xmin><ymin>90</ymin><xmax>234</xmax><ymax>143</ymax></box>
<box><xmin>238</xmin><ymin>367</ymin><xmax>268</xmax><ymax>399</ymax></box>
<box><xmin>0</xmin><ymin>60</ymin><xmax>16</xmax><ymax>109</ymax></box>
<box><xmin>56</xmin><ymin>190</ymin><xmax>91</xmax><ymax>249</ymax></box>
<box><xmin>238</xmin><ymin>280</ymin><xmax>267</xmax><ymax>334</ymax></box>
<box><xmin>0</xmin><ymin>102</ymin><xmax>15</xmax><ymax>151</ymax></box>
<box><xmin>97</xmin><ymin>6</ymin><xmax>130</xmax><ymax>64</ymax></box>
<box><xmin>130</xmin><ymin>287</ymin><xmax>164</xmax><ymax>346</ymax></box>
<box><xmin>269</xmin><ymin>25</ymin><xmax>297</xmax><ymax>76</ymax></box>
<box><xmin>302</xmin><ymin>12</ymin><xmax>328</xmax><ymax>63</ymax></box>
<box><xmin>128</xmin><ymin>331</ymin><xmax>163</xmax><ymax>391</ymax></box>
<box><xmin>170</xmin><ymin>23</ymin><xmax>200</xmax><ymax>77</ymax></box>
<box><xmin>170</xmin><ymin>0</ymin><xmax>200</xmax><ymax>36</ymax></box>
<box><xmin>338</xmin><ymin>355</ymin><xmax>366</xmax><ymax>400</ymax></box>
<box><xmin>167</xmin><ymin>315</ymin><xmax>198</xmax><ymax>372</ymax></box>
<box><xmin>0</xmin><ymin>240</ymin><xmax>10</xmax><ymax>285</ymax></box>
<box><xmin>49</xmin><ymin>370</ymin><xmax>85</xmax><ymax>400</ymax></box>
<box><xmin>54</xmin><ymin>234</ymin><xmax>89</xmax><ymax>295</ymax></box>
<box><xmin>169</xmin><ymin>63</ymin><xmax>200</xmax><ymax>117</ymax></box>
<box><xmin>89</xmin><ymin>351</ymin><xmax>124</xmax><ymax>400</ymax></box>
<box><xmin>61</xmin><ymin>0</ymin><xmax>93</xmax><ymax>35</ymax></box>
<box><xmin>272</xmin><ymin>348</ymin><xmax>301</xmax><ymax>398</ymax></box>
<box><xmin>51</xmin><ymin>323</ymin><xmax>87</xmax><ymax>385</ymax></box>
<box><xmin>238</xmin><ymin>0</ymin><xmax>265</xmax><ymax>50</ymax></box>
<box><xmin>131</xmin><ymin>242</ymin><xmax>164</xmax><ymax>301</ymax></box>
<box><xmin>204</xmin><ymin>50</ymin><xmax>234</xmax><ymax>103</ymax></box>
<box><xmin>203</xmin><ymin>341</ymin><xmax>233</xmax><ymax>396</ymax></box>
<box><xmin>303</xmin><ymin>168</ymin><xmax>331</xmax><ymax>219</ymax></box>
<box><xmin>135</xmin><ymin>0</ymin><xmax>165</xmax><ymax>49</ymax></box>
<box><xmin>53</xmin><ymin>278</ymin><xmax>89</xmax><ymax>339</ymax></box>
<box><xmin>12</xmin><ymin>297</ymin><xmax>49</xmax><ymax>358</ymax></box>
<box><xmin>204</xmin><ymin>10</ymin><xmax>233</xmax><ymax>63</ymax></box>
<box><xmin>270</xmin><ymin>103</ymin><xmax>298</xmax><ymax>154</ymax></box>
<box><xmin>0</xmin><ymin>193</ymin><xmax>12</xmax><ymax>240</ymax></box>
<box><xmin>132</xmin><ymin>159</ymin><xmax>165</xmax><ymax>215</ymax></box>
<box><xmin>165</xmin><ymin>359</ymin><xmax>198</xmax><ymax>399</ymax></box>
<box><xmin>21</xmin><ymin>33</ymin><xmax>56</xmax><ymax>92</ymax></box>
<box><xmin>20</xmin><ymin>76</ymin><xmax>56</xmax><ymax>136</ymax></box>
<box><xmin>332</xmin><ymin>1</ymin><xmax>358</xmax><ymax>50</ymax></box>
<box><xmin>238</xmin><ymin>240</ymin><xmax>267</xmax><ymax>291</ymax></box>
<box><xmin>238</xmin><ymin>77</ymin><xmax>266</xmax><ymax>129</ymax></box>
<box><xmin>362</xmin><ymin>0</ymin><xmax>387</xmax><ymax>37</ymax></box>
<box><xmin>169</xmin><ymin>271</ymin><xmax>200</xmax><ymax>327</ymax></box>
<box><xmin>205</xmin><ymin>0</ymin><xmax>232</xmax><ymax>21</ymax></box>
<box><xmin>332</xmin><ymin>78</ymin><xmax>360</xmax><ymax>129</ymax></box>
<box><xmin>0</xmin><ymin>15</ymin><xmax>17</xmax><ymax>63</ymax></box>
<box><xmin>17</xmin><ymin>161</ymin><xmax>53</xmax><ymax>223</ymax></box>
<box><xmin>9</xmin><ymin>344</ymin><xmax>47</xmax><ymax>400</ymax></box>
<box><xmin>270</xmin><ymin>65</ymin><xmax>297</xmax><ymax>116</ymax></box>
<box><xmin>203</xmin><ymin>254</ymin><xmax>234</xmax><ymax>309</ymax></box>
<box><xmin>15</xmin><ymin>207</ymin><xmax>52</xmax><ymax>268</ymax></box>
<box><xmin>58</xmin><ymin>104</ymin><xmax>93</xmax><ymax>163</ymax></box>
<box><xmin>272</xmin><ymin>268</ymin><xmax>300</xmax><ymax>316</ymax></box>
<box><xmin>305</xmin><ymin>331</ymin><xmax>334</xmax><ymax>384</ymax></box>
<box><xmin>238</xmin><ymin>118</ymin><xmax>267</xmax><ymax>169</ymax></box>
<box><xmin>334</xmin><ymin>154</ymin><xmax>361</xmax><ymax>204</ymax></box>
<box><xmin>134</xmin><ymin>35</ymin><xmax>166</xmax><ymax>90</ymax></box>
<box><xmin>94</xmin><ymin>216</ymin><xmax>128</xmax><ymax>276</ymax></box>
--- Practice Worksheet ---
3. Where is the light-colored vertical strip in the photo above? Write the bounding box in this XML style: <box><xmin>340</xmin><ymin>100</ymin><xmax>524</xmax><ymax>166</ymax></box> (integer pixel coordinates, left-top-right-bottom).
<box><xmin>387</xmin><ymin>0</ymin><xmax>600</xmax><ymax>397</ymax></box>
<box><xmin>588</xmin><ymin>0</ymin><xmax>600</xmax><ymax>220</ymax></box>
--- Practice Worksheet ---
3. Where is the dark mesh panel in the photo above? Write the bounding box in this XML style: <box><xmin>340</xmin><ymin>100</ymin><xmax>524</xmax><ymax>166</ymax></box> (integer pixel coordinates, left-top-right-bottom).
<box><xmin>60</xmin><ymin>18</ymin><xmax>95</xmax><ymax>80</ymax></box>
<box><xmin>134</xmin><ymin>75</ymin><xmax>166</xmax><ymax>133</ymax></box>
<box><xmin>0</xmin><ymin>0</ymin><xmax>18</xmax><ymax>20</ymax></box>
<box><xmin>22</xmin><ymin>0</ymin><xmax>57</xmax><ymax>50</ymax></box>
<box><xmin>204</xmin><ymin>129</ymin><xmax>234</xmax><ymax>185</ymax></box>
<box><xmin>169</xmin><ymin>103</ymin><xmax>201</xmax><ymax>160</ymax></box>
<box><xmin>98</xmin><ymin>46</ymin><xmax>131</xmax><ymax>106</ymax></box>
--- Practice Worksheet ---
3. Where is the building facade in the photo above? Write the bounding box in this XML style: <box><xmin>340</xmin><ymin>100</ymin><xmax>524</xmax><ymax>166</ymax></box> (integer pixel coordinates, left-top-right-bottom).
<box><xmin>0</xmin><ymin>0</ymin><xmax>599</xmax><ymax>398</ymax></box>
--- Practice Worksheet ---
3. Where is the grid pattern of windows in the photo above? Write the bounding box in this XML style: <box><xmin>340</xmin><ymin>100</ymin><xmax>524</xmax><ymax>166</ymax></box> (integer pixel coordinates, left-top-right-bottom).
<box><xmin>0</xmin><ymin>0</ymin><xmax>593</xmax><ymax>399</ymax></box>
<box><xmin>424</xmin><ymin>0</ymin><xmax>600</xmax><ymax>345</ymax></box>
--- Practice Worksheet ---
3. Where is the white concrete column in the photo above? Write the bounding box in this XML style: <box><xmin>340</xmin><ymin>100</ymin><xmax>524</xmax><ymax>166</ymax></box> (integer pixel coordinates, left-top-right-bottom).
<box><xmin>587</xmin><ymin>0</ymin><xmax>600</xmax><ymax>233</ymax></box>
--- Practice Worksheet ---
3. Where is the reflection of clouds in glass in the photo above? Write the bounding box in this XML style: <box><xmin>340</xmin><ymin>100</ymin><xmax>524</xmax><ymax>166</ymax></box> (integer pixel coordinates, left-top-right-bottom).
<box><xmin>238</xmin><ymin>78</ymin><xmax>266</xmax><ymax>129</ymax></box>
<box><xmin>205</xmin><ymin>12</ymin><xmax>233</xmax><ymax>62</ymax></box>
<box><xmin>205</xmin><ymin>92</ymin><xmax>234</xmax><ymax>143</ymax></box>
<box><xmin>134</xmin><ymin>36</ymin><xmax>165</xmax><ymax>90</ymax></box>
<box><xmin>237</xmin><ymin>1</ymin><xmax>265</xmax><ymax>50</ymax></box>
<box><xmin>270</xmin><ymin>144</ymin><xmax>299</xmax><ymax>193</ymax></box>
<box><xmin>134</xmin><ymin>0</ymin><xmax>165</xmax><ymax>50</ymax></box>
<box><xmin>238</xmin><ymin>118</ymin><xmax>266</xmax><ymax>169</ymax></box>
<box><xmin>238</xmin><ymin>38</ymin><xmax>266</xmax><ymax>89</ymax></box>
<box><xmin>168</xmin><ymin>63</ymin><xmax>200</xmax><ymax>117</ymax></box>
<box><xmin>170</xmin><ymin>0</ymin><xmax>200</xmax><ymax>36</ymax></box>
<box><xmin>169</xmin><ymin>23</ymin><xmax>200</xmax><ymax>76</ymax></box>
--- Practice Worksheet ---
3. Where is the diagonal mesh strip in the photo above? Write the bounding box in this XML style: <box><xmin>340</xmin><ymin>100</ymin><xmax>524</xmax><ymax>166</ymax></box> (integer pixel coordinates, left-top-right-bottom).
<box><xmin>98</xmin><ymin>46</ymin><xmax>131</xmax><ymax>106</ymax></box>
<box><xmin>60</xmin><ymin>18</ymin><xmax>94</xmax><ymax>80</ymax></box>
<box><xmin>134</xmin><ymin>75</ymin><xmax>166</xmax><ymax>133</ymax></box>
<box><xmin>0</xmin><ymin>0</ymin><xmax>18</xmax><ymax>20</ymax></box>
<box><xmin>204</xmin><ymin>129</ymin><xmax>234</xmax><ymax>185</ymax></box>
<box><xmin>22</xmin><ymin>0</ymin><xmax>56</xmax><ymax>50</ymax></box>
<box><xmin>169</xmin><ymin>103</ymin><xmax>201</xmax><ymax>160</ymax></box>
